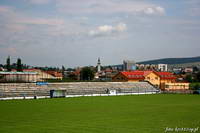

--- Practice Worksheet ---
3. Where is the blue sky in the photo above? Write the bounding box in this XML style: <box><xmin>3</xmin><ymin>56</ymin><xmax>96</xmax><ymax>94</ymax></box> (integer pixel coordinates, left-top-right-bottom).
<box><xmin>0</xmin><ymin>0</ymin><xmax>200</xmax><ymax>67</ymax></box>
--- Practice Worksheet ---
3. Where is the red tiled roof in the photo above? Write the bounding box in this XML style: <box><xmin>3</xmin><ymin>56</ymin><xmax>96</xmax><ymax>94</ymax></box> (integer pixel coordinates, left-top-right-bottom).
<box><xmin>121</xmin><ymin>71</ymin><xmax>145</xmax><ymax>80</ymax></box>
<box><xmin>154</xmin><ymin>72</ymin><xmax>176</xmax><ymax>80</ymax></box>
<box><xmin>73</xmin><ymin>70</ymin><xmax>80</xmax><ymax>75</ymax></box>
<box><xmin>143</xmin><ymin>71</ymin><xmax>153</xmax><ymax>76</ymax></box>
<box><xmin>120</xmin><ymin>71</ymin><xmax>176</xmax><ymax>80</ymax></box>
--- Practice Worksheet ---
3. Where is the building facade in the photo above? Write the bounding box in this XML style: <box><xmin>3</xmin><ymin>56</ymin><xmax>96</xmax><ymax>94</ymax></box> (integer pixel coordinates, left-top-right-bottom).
<box><xmin>158</xmin><ymin>64</ymin><xmax>168</xmax><ymax>71</ymax></box>
<box><xmin>0</xmin><ymin>72</ymin><xmax>37</xmax><ymax>82</ymax></box>
<box><xmin>112</xmin><ymin>70</ymin><xmax>189</xmax><ymax>90</ymax></box>
<box><xmin>123</xmin><ymin>60</ymin><xmax>136</xmax><ymax>71</ymax></box>
<box><xmin>136</xmin><ymin>64</ymin><xmax>168</xmax><ymax>71</ymax></box>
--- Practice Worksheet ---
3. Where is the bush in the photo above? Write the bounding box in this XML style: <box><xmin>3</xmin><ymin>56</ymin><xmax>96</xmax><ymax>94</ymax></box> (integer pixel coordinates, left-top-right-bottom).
<box><xmin>190</xmin><ymin>83</ymin><xmax>200</xmax><ymax>90</ymax></box>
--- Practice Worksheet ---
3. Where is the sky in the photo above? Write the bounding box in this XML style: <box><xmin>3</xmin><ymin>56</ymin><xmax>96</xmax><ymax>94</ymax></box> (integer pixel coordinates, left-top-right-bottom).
<box><xmin>0</xmin><ymin>0</ymin><xmax>200</xmax><ymax>67</ymax></box>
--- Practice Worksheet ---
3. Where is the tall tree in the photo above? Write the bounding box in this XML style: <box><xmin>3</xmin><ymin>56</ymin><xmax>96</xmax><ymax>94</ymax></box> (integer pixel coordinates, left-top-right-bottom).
<box><xmin>196</xmin><ymin>72</ymin><xmax>200</xmax><ymax>82</ymax></box>
<box><xmin>62</xmin><ymin>65</ymin><xmax>65</xmax><ymax>78</ymax></box>
<box><xmin>185</xmin><ymin>74</ymin><xmax>193</xmax><ymax>82</ymax></box>
<box><xmin>80</xmin><ymin>67</ymin><xmax>94</xmax><ymax>81</ymax></box>
<box><xmin>6</xmin><ymin>56</ymin><xmax>11</xmax><ymax>71</ymax></box>
<box><xmin>17</xmin><ymin>58</ymin><xmax>23</xmax><ymax>72</ymax></box>
<box><xmin>193</xmin><ymin>66</ymin><xmax>199</xmax><ymax>73</ymax></box>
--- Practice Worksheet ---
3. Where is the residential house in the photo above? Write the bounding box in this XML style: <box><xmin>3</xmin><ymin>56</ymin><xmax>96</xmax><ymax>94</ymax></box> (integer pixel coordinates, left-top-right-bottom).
<box><xmin>23</xmin><ymin>69</ymin><xmax>58</xmax><ymax>81</ymax></box>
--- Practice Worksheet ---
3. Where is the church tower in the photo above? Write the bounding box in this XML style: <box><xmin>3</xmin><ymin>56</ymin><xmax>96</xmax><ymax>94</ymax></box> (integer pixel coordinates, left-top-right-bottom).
<box><xmin>97</xmin><ymin>57</ymin><xmax>101</xmax><ymax>72</ymax></box>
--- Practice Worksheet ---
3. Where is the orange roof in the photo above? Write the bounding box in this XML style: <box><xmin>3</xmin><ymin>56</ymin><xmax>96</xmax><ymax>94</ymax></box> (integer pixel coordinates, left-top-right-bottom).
<box><xmin>46</xmin><ymin>71</ymin><xmax>63</xmax><ymax>77</ymax></box>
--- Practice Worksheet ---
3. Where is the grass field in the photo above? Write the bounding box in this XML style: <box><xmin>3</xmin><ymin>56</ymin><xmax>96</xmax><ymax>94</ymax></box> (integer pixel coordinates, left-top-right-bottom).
<box><xmin>0</xmin><ymin>94</ymin><xmax>200</xmax><ymax>133</ymax></box>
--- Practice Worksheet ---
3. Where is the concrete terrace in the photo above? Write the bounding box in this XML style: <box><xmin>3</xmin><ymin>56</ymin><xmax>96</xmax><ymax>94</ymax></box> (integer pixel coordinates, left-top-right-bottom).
<box><xmin>0</xmin><ymin>82</ymin><xmax>159</xmax><ymax>99</ymax></box>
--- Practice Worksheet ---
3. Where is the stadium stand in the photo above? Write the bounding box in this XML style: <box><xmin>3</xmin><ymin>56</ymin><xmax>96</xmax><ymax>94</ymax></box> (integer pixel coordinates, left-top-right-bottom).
<box><xmin>0</xmin><ymin>82</ymin><xmax>159</xmax><ymax>99</ymax></box>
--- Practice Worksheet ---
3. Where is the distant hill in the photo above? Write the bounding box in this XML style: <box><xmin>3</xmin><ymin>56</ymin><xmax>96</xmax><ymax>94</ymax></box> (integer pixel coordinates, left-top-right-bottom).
<box><xmin>168</xmin><ymin>62</ymin><xmax>200</xmax><ymax>69</ymax></box>
<box><xmin>138</xmin><ymin>56</ymin><xmax>200</xmax><ymax>65</ymax></box>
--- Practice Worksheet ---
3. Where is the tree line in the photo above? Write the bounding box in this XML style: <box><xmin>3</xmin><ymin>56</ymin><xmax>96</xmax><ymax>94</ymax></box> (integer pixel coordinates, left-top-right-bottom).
<box><xmin>5</xmin><ymin>56</ymin><xmax>23</xmax><ymax>72</ymax></box>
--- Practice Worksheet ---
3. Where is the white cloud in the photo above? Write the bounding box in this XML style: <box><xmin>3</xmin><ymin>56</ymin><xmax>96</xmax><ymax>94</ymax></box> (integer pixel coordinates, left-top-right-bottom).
<box><xmin>144</xmin><ymin>8</ymin><xmax>154</xmax><ymax>15</ymax></box>
<box><xmin>89</xmin><ymin>23</ymin><xmax>127</xmax><ymax>36</ymax></box>
<box><xmin>0</xmin><ymin>47</ymin><xmax>17</xmax><ymax>56</ymax></box>
<box><xmin>0</xmin><ymin>5</ymin><xmax>65</xmax><ymax>34</ymax></box>
<box><xmin>0</xmin><ymin>5</ymin><xmax>64</xmax><ymax>25</ymax></box>
<box><xmin>0</xmin><ymin>6</ymin><xmax>28</xmax><ymax>32</ymax></box>
<box><xmin>0</xmin><ymin>5</ymin><xmax>17</xmax><ymax>17</ymax></box>
<box><xmin>185</xmin><ymin>0</ymin><xmax>200</xmax><ymax>5</ymax></box>
<box><xmin>156</xmin><ymin>6</ymin><xmax>165</xmax><ymax>14</ymax></box>
<box><xmin>56</xmin><ymin>0</ymin><xmax>165</xmax><ymax>15</ymax></box>
<box><xmin>18</xmin><ymin>18</ymin><xmax>65</xmax><ymax>26</ymax></box>
<box><xmin>189</xmin><ymin>7</ymin><xmax>200</xmax><ymax>16</ymax></box>
<box><xmin>0</xmin><ymin>6</ymin><xmax>13</xmax><ymax>13</ymax></box>
<box><xmin>0</xmin><ymin>4</ymin><xmax>90</xmax><ymax>40</ymax></box>
<box><xmin>144</xmin><ymin>6</ymin><xmax>165</xmax><ymax>15</ymax></box>
<box><xmin>184</xmin><ymin>0</ymin><xmax>200</xmax><ymax>16</ymax></box>
<box><xmin>25</xmin><ymin>0</ymin><xmax>51</xmax><ymax>5</ymax></box>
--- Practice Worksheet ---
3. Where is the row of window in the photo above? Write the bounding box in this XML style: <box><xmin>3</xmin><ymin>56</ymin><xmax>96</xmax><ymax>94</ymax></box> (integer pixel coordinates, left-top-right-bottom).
<box><xmin>165</xmin><ymin>85</ymin><xmax>186</xmax><ymax>88</ymax></box>
<box><xmin>128</xmin><ymin>75</ymin><xmax>143</xmax><ymax>78</ymax></box>
<box><xmin>160</xmin><ymin>75</ymin><xmax>174</xmax><ymax>78</ymax></box>
<box><xmin>146</xmin><ymin>77</ymin><xmax>158</xmax><ymax>80</ymax></box>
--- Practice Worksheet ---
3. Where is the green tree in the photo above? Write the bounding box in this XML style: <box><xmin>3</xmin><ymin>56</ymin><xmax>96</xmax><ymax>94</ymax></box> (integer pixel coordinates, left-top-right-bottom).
<box><xmin>190</xmin><ymin>83</ymin><xmax>200</xmax><ymax>90</ymax></box>
<box><xmin>194</xmin><ymin>83</ymin><xmax>200</xmax><ymax>90</ymax></box>
<box><xmin>80</xmin><ymin>67</ymin><xmax>94</xmax><ymax>81</ymax></box>
<box><xmin>185</xmin><ymin>74</ymin><xmax>193</xmax><ymax>82</ymax></box>
<box><xmin>62</xmin><ymin>65</ymin><xmax>65</xmax><ymax>78</ymax></box>
<box><xmin>196</xmin><ymin>72</ymin><xmax>200</xmax><ymax>82</ymax></box>
<box><xmin>6</xmin><ymin>56</ymin><xmax>11</xmax><ymax>71</ymax></box>
<box><xmin>193</xmin><ymin>66</ymin><xmax>199</xmax><ymax>73</ymax></box>
<box><xmin>17</xmin><ymin>58</ymin><xmax>23</xmax><ymax>72</ymax></box>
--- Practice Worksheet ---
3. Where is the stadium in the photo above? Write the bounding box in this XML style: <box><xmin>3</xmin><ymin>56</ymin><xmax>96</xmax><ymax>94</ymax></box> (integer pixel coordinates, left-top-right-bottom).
<box><xmin>0</xmin><ymin>82</ymin><xmax>199</xmax><ymax>133</ymax></box>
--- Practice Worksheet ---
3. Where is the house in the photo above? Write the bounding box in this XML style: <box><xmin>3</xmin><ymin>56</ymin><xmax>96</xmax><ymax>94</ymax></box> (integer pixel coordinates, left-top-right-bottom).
<box><xmin>154</xmin><ymin>72</ymin><xmax>176</xmax><ymax>89</ymax></box>
<box><xmin>0</xmin><ymin>67</ymin><xmax>4</xmax><ymax>71</ymax></box>
<box><xmin>112</xmin><ymin>71</ymin><xmax>145</xmax><ymax>82</ymax></box>
<box><xmin>112</xmin><ymin>70</ymin><xmax>189</xmax><ymax>90</ymax></box>
<box><xmin>112</xmin><ymin>71</ymin><xmax>165</xmax><ymax>88</ymax></box>
<box><xmin>23</xmin><ymin>69</ymin><xmax>59</xmax><ymax>81</ymax></box>
<box><xmin>46</xmin><ymin>71</ymin><xmax>63</xmax><ymax>80</ymax></box>
<box><xmin>184</xmin><ymin>68</ymin><xmax>193</xmax><ymax>73</ymax></box>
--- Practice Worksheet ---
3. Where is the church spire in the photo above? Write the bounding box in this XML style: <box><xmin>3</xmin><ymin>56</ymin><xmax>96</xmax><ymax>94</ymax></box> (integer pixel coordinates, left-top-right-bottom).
<box><xmin>97</xmin><ymin>57</ymin><xmax>101</xmax><ymax>72</ymax></box>
<box><xmin>98</xmin><ymin>57</ymin><xmax>100</xmax><ymax>64</ymax></box>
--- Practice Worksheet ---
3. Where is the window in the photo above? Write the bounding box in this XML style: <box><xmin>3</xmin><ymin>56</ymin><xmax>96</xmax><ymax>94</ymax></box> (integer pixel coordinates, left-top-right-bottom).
<box><xmin>165</xmin><ymin>85</ymin><xmax>169</xmax><ymax>88</ymax></box>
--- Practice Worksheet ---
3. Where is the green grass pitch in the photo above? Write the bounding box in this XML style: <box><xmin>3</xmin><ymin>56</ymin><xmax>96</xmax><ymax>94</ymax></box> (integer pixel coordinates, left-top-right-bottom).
<box><xmin>0</xmin><ymin>94</ymin><xmax>199</xmax><ymax>133</ymax></box>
